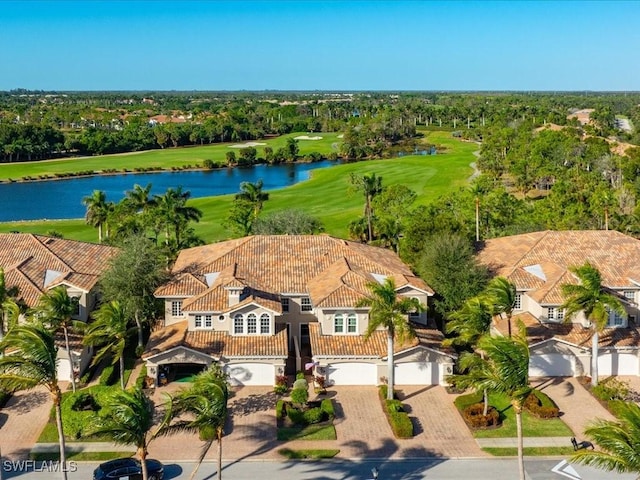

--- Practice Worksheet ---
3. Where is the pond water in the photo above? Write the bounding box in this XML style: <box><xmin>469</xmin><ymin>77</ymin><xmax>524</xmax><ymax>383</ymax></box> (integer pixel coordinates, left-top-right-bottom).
<box><xmin>0</xmin><ymin>160</ymin><xmax>336</xmax><ymax>222</ymax></box>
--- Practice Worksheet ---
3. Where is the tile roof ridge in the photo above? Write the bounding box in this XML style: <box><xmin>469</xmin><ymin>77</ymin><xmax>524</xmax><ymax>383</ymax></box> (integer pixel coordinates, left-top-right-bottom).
<box><xmin>513</xmin><ymin>230</ymin><xmax>552</xmax><ymax>267</ymax></box>
<box><xmin>32</xmin><ymin>234</ymin><xmax>75</xmax><ymax>272</ymax></box>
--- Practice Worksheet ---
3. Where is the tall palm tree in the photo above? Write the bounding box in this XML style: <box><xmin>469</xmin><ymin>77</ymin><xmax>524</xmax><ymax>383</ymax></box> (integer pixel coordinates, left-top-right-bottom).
<box><xmin>485</xmin><ymin>276</ymin><xmax>518</xmax><ymax>337</ymax></box>
<box><xmin>356</xmin><ymin>277</ymin><xmax>423</xmax><ymax>400</ymax></box>
<box><xmin>235</xmin><ymin>179</ymin><xmax>269</xmax><ymax>221</ymax></box>
<box><xmin>450</xmin><ymin>326</ymin><xmax>531</xmax><ymax>480</ymax></box>
<box><xmin>0</xmin><ymin>324</ymin><xmax>69</xmax><ymax>480</ymax></box>
<box><xmin>445</xmin><ymin>295</ymin><xmax>494</xmax><ymax>414</ymax></box>
<box><xmin>154</xmin><ymin>187</ymin><xmax>202</xmax><ymax>249</ymax></box>
<box><xmin>560</xmin><ymin>262</ymin><xmax>625</xmax><ymax>387</ymax></box>
<box><xmin>82</xmin><ymin>189</ymin><xmax>111</xmax><ymax>242</ymax></box>
<box><xmin>35</xmin><ymin>286</ymin><xmax>82</xmax><ymax>392</ymax></box>
<box><xmin>350</xmin><ymin>172</ymin><xmax>383</xmax><ymax>242</ymax></box>
<box><xmin>572</xmin><ymin>400</ymin><xmax>640</xmax><ymax>476</ymax></box>
<box><xmin>125</xmin><ymin>183</ymin><xmax>155</xmax><ymax>214</ymax></box>
<box><xmin>87</xmin><ymin>387</ymin><xmax>168</xmax><ymax>480</ymax></box>
<box><xmin>84</xmin><ymin>301</ymin><xmax>136</xmax><ymax>389</ymax></box>
<box><xmin>168</xmin><ymin>365</ymin><xmax>230</xmax><ymax>480</ymax></box>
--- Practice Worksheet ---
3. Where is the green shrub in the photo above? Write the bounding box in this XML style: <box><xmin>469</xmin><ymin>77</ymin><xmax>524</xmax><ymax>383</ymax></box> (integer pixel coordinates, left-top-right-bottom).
<box><xmin>462</xmin><ymin>403</ymin><xmax>500</xmax><ymax>428</ymax></box>
<box><xmin>386</xmin><ymin>399</ymin><xmax>404</xmax><ymax>413</ymax></box>
<box><xmin>388</xmin><ymin>411</ymin><xmax>413</xmax><ymax>438</ymax></box>
<box><xmin>287</xmin><ymin>407</ymin><xmax>306</xmax><ymax>425</ymax></box>
<box><xmin>320</xmin><ymin>399</ymin><xmax>335</xmax><ymax>420</ymax></box>
<box><xmin>99</xmin><ymin>364</ymin><xmax>117</xmax><ymax>386</ymax></box>
<box><xmin>296</xmin><ymin>371</ymin><xmax>306</xmax><ymax>380</ymax></box>
<box><xmin>293</xmin><ymin>378</ymin><xmax>308</xmax><ymax>390</ymax></box>
<box><xmin>276</xmin><ymin>399</ymin><xmax>285</xmax><ymax>419</ymax></box>
<box><xmin>303</xmin><ymin>407</ymin><xmax>325</xmax><ymax>424</ymax></box>
<box><xmin>592</xmin><ymin>378</ymin><xmax>629</xmax><ymax>403</ymax></box>
<box><xmin>135</xmin><ymin>365</ymin><xmax>148</xmax><ymax>390</ymax></box>
<box><xmin>71</xmin><ymin>393</ymin><xmax>100</xmax><ymax>412</ymax></box>
<box><xmin>274</xmin><ymin>384</ymin><xmax>288</xmax><ymax>395</ymax></box>
<box><xmin>291</xmin><ymin>388</ymin><xmax>309</xmax><ymax>405</ymax></box>
<box><xmin>203</xmin><ymin>159</ymin><xmax>215</xmax><ymax>169</ymax></box>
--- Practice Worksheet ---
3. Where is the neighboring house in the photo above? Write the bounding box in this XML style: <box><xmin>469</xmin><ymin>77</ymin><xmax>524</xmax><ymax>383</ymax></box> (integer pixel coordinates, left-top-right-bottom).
<box><xmin>477</xmin><ymin>230</ymin><xmax>640</xmax><ymax>378</ymax></box>
<box><xmin>148</xmin><ymin>235</ymin><xmax>453</xmax><ymax>386</ymax></box>
<box><xmin>0</xmin><ymin>233</ymin><xmax>118</xmax><ymax>382</ymax></box>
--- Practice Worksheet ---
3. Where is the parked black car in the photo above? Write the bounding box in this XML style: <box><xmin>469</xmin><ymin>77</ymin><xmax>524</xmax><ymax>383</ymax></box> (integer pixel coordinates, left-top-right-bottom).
<box><xmin>93</xmin><ymin>458</ymin><xmax>164</xmax><ymax>480</ymax></box>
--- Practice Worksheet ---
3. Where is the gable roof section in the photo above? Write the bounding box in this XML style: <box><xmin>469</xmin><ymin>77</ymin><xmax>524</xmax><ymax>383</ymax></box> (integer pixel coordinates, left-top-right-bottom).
<box><xmin>0</xmin><ymin>234</ymin><xmax>118</xmax><ymax>307</ymax></box>
<box><xmin>159</xmin><ymin>235</ymin><xmax>431</xmax><ymax>309</ymax></box>
<box><xmin>477</xmin><ymin>230</ymin><xmax>640</xmax><ymax>305</ymax></box>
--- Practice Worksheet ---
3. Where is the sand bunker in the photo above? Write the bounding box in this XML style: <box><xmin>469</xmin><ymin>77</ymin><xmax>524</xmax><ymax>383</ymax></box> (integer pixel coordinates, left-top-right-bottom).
<box><xmin>337</xmin><ymin>134</ymin><xmax>344</xmax><ymax>138</ymax></box>
<box><xmin>229</xmin><ymin>142</ymin><xmax>267</xmax><ymax>148</ymax></box>
<box><xmin>294</xmin><ymin>135</ymin><xmax>323</xmax><ymax>140</ymax></box>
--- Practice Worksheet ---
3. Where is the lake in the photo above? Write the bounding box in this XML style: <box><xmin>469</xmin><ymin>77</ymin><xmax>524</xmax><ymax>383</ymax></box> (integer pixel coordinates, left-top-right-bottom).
<box><xmin>0</xmin><ymin>161</ymin><xmax>336</xmax><ymax>222</ymax></box>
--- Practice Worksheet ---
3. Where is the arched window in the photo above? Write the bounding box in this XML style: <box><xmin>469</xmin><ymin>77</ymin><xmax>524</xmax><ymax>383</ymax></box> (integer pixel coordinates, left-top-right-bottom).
<box><xmin>233</xmin><ymin>314</ymin><xmax>244</xmax><ymax>334</ymax></box>
<box><xmin>260</xmin><ymin>313</ymin><xmax>270</xmax><ymax>334</ymax></box>
<box><xmin>347</xmin><ymin>313</ymin><xmax>357</xmax><ymax>333</ymax></box>
<box><xmin>334</xmin><ymin>313</ymin><xmax>344</xmax><ymax>333</ymax></box>
<box><xmin>247</xmin><ymin>313</ymin><xmax>257</xmax><ymax>334</ymax></box>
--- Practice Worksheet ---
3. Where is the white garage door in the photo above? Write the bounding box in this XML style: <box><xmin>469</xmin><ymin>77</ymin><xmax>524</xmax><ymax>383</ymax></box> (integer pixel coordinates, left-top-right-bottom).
<box><xmin>225</xmin><ymin>363</ymin><xmax>274</xmax><ymax>386</ymax></box>
<box><xmin>57</xmin><ymin>358</ymin><xmax>72</xmax><ymax>383</ymax></box>
<box><xmin>395</xmin><ymin>362</ymin><xmax>439</xmax><ymax>385</ymax></box>
<box><xmin>598</xmin><ymin>353</ymin><xmax>639</xmax><ymax>376</ymax></box>
<box><xmin>529</xmin><ymin>354</ymin><xmax>574</xmax><ymax>377</ymax></box>
<box><xmin>327</xmin><ymin>362</ymin><xmax>377</xmax><ymax>385</ymax></box>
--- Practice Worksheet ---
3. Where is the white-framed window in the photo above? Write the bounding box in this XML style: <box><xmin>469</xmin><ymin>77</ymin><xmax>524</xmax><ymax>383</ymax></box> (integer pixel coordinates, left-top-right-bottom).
<box><xmin>247</xmin><ymin>313</ymin><xmax>257</xmax><ymax>334</ymax></box>
<box><xmin>234</xmin><ymin>314</ymin><xmax>244</xmax><ymax>334</ymax></box>
<box><xmin>301</xmin><ymin>297</ymin><xmax>313</xmax><ymax>312</ymax></box>
<box><xmin>171</xmin><ymin>300</ymin><xmax>183</xmax><ymax>317</ymax></box>
<box><xmin>547</xmin><ymin>307</ymin><xmax>555</xmax><ymax>320</ymax></box>
<box><xmin>281</xmin><ymin>298</ymin><xmax>289</xmax><ymax>312</ymax></box>
<box><xmin>514</xmin><ymin>293</ymin><xmax>522</xmax><ymax>310</ymax></box>
<box><xmin>195</xmin><ymin>315</ymin><xmax>203</xmax><ymax>328</ymax></box>
<box><xmin>624</xmin><ymin>290</ymin><xmax>636</xmax><ymax>304</ymax></box>
<box><xmin>557</xmin><ymin>308</ymin><xmax>565</xmax><ymax>321</ymax></box>
<box><xmin>204</xmin><ymin>315</ymin><xmax>212</xmax><ymax>328</ymax></box>
<box><xmin>347</xmin><ymin>313</ymin><xmax>357</xmax><ymax>333</ymax></box>
<box><xmin>260</xmin><ymin>313</ymin><xmax>270</xmax><ymax>334</ymax></box>
<box><xmin>612</xmin><ymin>311</ymin><xmax>624</xmax><ymax>327</ymax></box>
<box><xmin>334</xmin><ymin>313</ymin><xmax>344</xmax><ymax>334</ymax></box>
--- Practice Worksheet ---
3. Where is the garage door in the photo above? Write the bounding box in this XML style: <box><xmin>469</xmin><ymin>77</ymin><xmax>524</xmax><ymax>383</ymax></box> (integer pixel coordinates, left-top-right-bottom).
<box><xmin>225</xmin><ymin>363</ymin><xmax>274</xmax><ymax>386</ymax></box>
<box><xmin>395</xmin><ymin>362</ymin><xmax>439</xmax><ymax>385</ymax></box>
<box><xmin>57</xmin><ymin>358</ymin><xmax>72</xmax><ymax>383</ymax></box>
<box><xmin>529</xmin><ymin>354</ymin><xmax>574</xmax><ymax>377</ymax></box>
<box><xmin>327</xmin><ymin>362</ymin><xmax>377</xmax><ymax>385</ymax></box>
<box><xmin>598</xmin><ymin>353</ymin><xmax>639</xmax><ymax>376</ymax></box>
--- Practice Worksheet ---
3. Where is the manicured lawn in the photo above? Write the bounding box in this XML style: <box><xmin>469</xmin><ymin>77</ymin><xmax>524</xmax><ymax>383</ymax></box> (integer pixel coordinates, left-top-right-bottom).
<box><xmin>31</xmin><ymin>451</ymin><xmax>133</xmax><ymax>462</ymax></box>
<box><xmin>0</xmin><ymin>130</ymin><xmax>477</xmax><ymax>243</ymax></box>
<box><xmin>455</xmin><ymin>392</ymin><xmax>574</xmax><ymax>438</ymax></box>
<box><xmin>0</xmin><ymin>132</ymin><xmax>342</xmax><ymax>181</ymax></box>
<box><xmin>483</xmin><ymin>447</ymin><xmax>576</xmax><ymax>456</ymax></box>
<box><xmin>278</xmin><ymin>448</ymin><xmax>340</xmax><ymax>459</ymax></box>
<box><xmin>277</xmin><ymin>424</ymin><xmax>337</xmax><ymax>441</ymax></box>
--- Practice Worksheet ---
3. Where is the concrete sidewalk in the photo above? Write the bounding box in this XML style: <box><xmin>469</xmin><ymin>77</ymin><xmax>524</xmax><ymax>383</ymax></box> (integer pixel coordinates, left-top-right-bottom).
<box><xmin>31</xmin><ymin>443</ymin><xmax>134</xmax><ymax>454</ymax></box>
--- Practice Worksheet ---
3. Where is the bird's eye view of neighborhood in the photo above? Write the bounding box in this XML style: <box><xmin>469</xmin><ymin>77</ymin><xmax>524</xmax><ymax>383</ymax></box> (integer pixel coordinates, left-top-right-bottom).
<box><xmin>3</xmin><ymin>1</ymin><xmax>640</xmax><ymax>479</ymax></box>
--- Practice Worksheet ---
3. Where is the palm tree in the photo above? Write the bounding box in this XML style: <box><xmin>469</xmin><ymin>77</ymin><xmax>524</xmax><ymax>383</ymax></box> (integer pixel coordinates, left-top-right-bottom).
<box><xmin>154</xmin><ymin>187</ymin><xmax>202</xmax><ymax>249</ymax></box>
<box><xmin>125</xmin><ymin>183</ymin><xmax>155</xmax><ymax>214</ymax></box>
<box><xmin>35</xmin><ymin>286</ymin><xmax>82</xmax><ymax>392</ymax></box>
<box><xmin>560</xmin><ymin>262</ymin><xmax>625</xmax><ymax>387</ymax></box>
<box><xmin>485</xmin><ymin>276</ymin><xmax>518</xmax><ymax>337</ymax></box>
<box><xmin>450</xmin><ymin>326</ymin><xmax>531</xmax><ymax>480</ymax></box>
<box><xmin>350</xmin><ymin>173</ymin><xmax>383</xmax><ymax>242</ymax></box>
<box><xmin>168</xmin><ymin>365</ymin><xmax>230</xmax><ymax>480</ymax></box>
<box><xmin>356</xmin><ymin>277</ymin><xmax>423</xmax><ymax>400</ymax></box>
<box><xmin>572</xmin><ymin>400</ymin><xmax>640</xmax><ymax>476</ymax></box>
<box><xmin>0</xmin><ymin>267</ymin><xmax>20</xmax><ymax>344</ymax></box>
<box><xmin>235</xmin><ymin>179</ymin><xmax>269</xmax><ymax>221</ymax></box>
<box><xmin>0</xmin><ymin>324</ymin><xmax>69</xmax><ymax>480</ymax></box>
<box><xmin>84</xmin><ymin>301</ymin><xmax>136</xmax><ymax>389</ymax></box>
<box><xmin>445</xmin><ymin>295</ymin><xmax>494</xmax><ymax>415</ymax></box>
<box><xmin>87</xmin><ymin>387</ymin><xmax>167</xmax><ymax>480</ymax></box>
<box><xmin>82</xmin><ymin>189</ymin><xmax>111</xmax><ymax>242</ymax></box>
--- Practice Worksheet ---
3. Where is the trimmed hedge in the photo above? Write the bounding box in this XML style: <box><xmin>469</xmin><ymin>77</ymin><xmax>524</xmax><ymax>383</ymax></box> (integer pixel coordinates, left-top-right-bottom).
<box><xmin>524</xmin><ymin>390</ymin><xmax>560</xmax><ymax>419</ymax></box>
<box><xmin>378</xmin><ymin>386</ymin><xmax>413</xmax><ymax>438</ymax></box>
<box><xmin>303</xmin><ymin>407</ymin><xmax>324</xmax><ymax>425</ymax></box>
<box><xmin>276</xmin><ymin>399</ymin><xmax>285</xmax><ymax>419</ymax></box>
<box><xmin>462</xmin><ymin>403</ymin><xmax>500</xmax><ymax>428</ymax></box>
<box><xmin>320</xmin><ymin>399</ymin><xmax>335</xmax><ymax>420</ymax></box>
<box><xmin>135</xmin><ymin>364</ymin><xmax>148</xmax><ymax>390</ymax></box>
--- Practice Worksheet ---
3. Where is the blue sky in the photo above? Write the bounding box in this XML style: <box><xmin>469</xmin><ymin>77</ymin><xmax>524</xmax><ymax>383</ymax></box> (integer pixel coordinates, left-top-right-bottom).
<box><xmin>1</xmin><ymin>1</ymin><xmax>638</xmax><ymax>91</ymax></box>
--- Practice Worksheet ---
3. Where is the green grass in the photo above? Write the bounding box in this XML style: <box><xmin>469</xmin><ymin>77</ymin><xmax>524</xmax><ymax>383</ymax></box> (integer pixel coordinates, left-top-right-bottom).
<box><xmin>31</xmin><ymin>452</ymin><xmax>133</xmax><ymax>462</ymax></box>
<box><xmin>0</xmin><ymin>131</ymin><xmax>477</xmax><ymax>243</ymax></box>
<box><xmin>277</xmin><ymin>424</ymin><xmax>337</xmax><ymax>441</ymax></box>
<box><xmin>0</xmin><ymin>132</ymin><xmax>342</xmax><ymax>181</ymax></box>
<box><xmin>483</xmin><ymin>447</ymin><xmax>576</xmax><ymax>456</ymax></box>
<box><xmin>455</xmin><ymin>392</ymin><xmax>574</xmax><ymax>438</ymax></box>
<box><xmin>278</xmin><ymin>448</ymin><xmax>340</xmax><ymax>459</ymax></box>
<box><xmin>37</xmin><ymin>385</ymin><xmax>121</xmax><ymax>443</ymax></box>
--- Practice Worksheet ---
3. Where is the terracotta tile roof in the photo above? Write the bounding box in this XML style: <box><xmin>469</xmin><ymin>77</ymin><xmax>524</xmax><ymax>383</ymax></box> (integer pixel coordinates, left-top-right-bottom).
<box><xmin>0</xmin><ymin>234</ymin><xmax>118</xmax><ymax>307</ymax></box>
<box><xmin>154</xmin><ymin>272</ymin><xmax>207</xmax><ymax>298</ymax></box>
<box><xmin>143</xmin><ymin>320</ymin><xmax>288</xmax><ymax>359</ymax></box>
<box><xmin>477</xmin><ymin>230</ymin><xmax>640</xmax><ymax>305</ymax></box>
<box><xmin>160</xmin><ymin>235</ymin><xmax>431</xmax><ymax>311</ymax></box>
<box><xmin>495</xmin><ymin>312</ymin><xmax>640</xmax><ymax>349</ymax></box>
<box><xmin>54</xmin><ymin>330</ymin><xmax>85</xmax><ymax>351</ymax></box>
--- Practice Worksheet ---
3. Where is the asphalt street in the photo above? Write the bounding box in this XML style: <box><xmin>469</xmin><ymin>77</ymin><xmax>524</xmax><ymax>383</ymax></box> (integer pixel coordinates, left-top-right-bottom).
<box><xmin>0</xmin><ymin>458</ymin><xmax>637</xmax><ymax>480</ymax></box>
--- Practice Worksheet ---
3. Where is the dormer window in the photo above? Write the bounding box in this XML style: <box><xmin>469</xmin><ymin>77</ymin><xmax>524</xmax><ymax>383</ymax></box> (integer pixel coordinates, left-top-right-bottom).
<box><xmin>301</xmin><ymin>297</ymin><xmax>312</xmax><ymax>312</ymax></box>
<box><xmin>334</xmin><ymin>313</ymin><xmax>357</xmax><ymax>334</ymax></box>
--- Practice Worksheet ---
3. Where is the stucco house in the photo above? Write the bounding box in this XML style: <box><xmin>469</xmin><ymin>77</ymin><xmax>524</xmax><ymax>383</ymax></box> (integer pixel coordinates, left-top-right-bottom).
<box><xmin>476</xmin><ymin>230</ymin><xmax>640</xmax><ymax>378</ymax></box>
<box><xmin>147</xmin><ymin>235</ymin><xmax>454</xmax><ymax>386</ymax></box>
<box><xmin>0</xmin><ymin>233</ymin><xmax>118</xmax><ymax>382</ymax></box>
